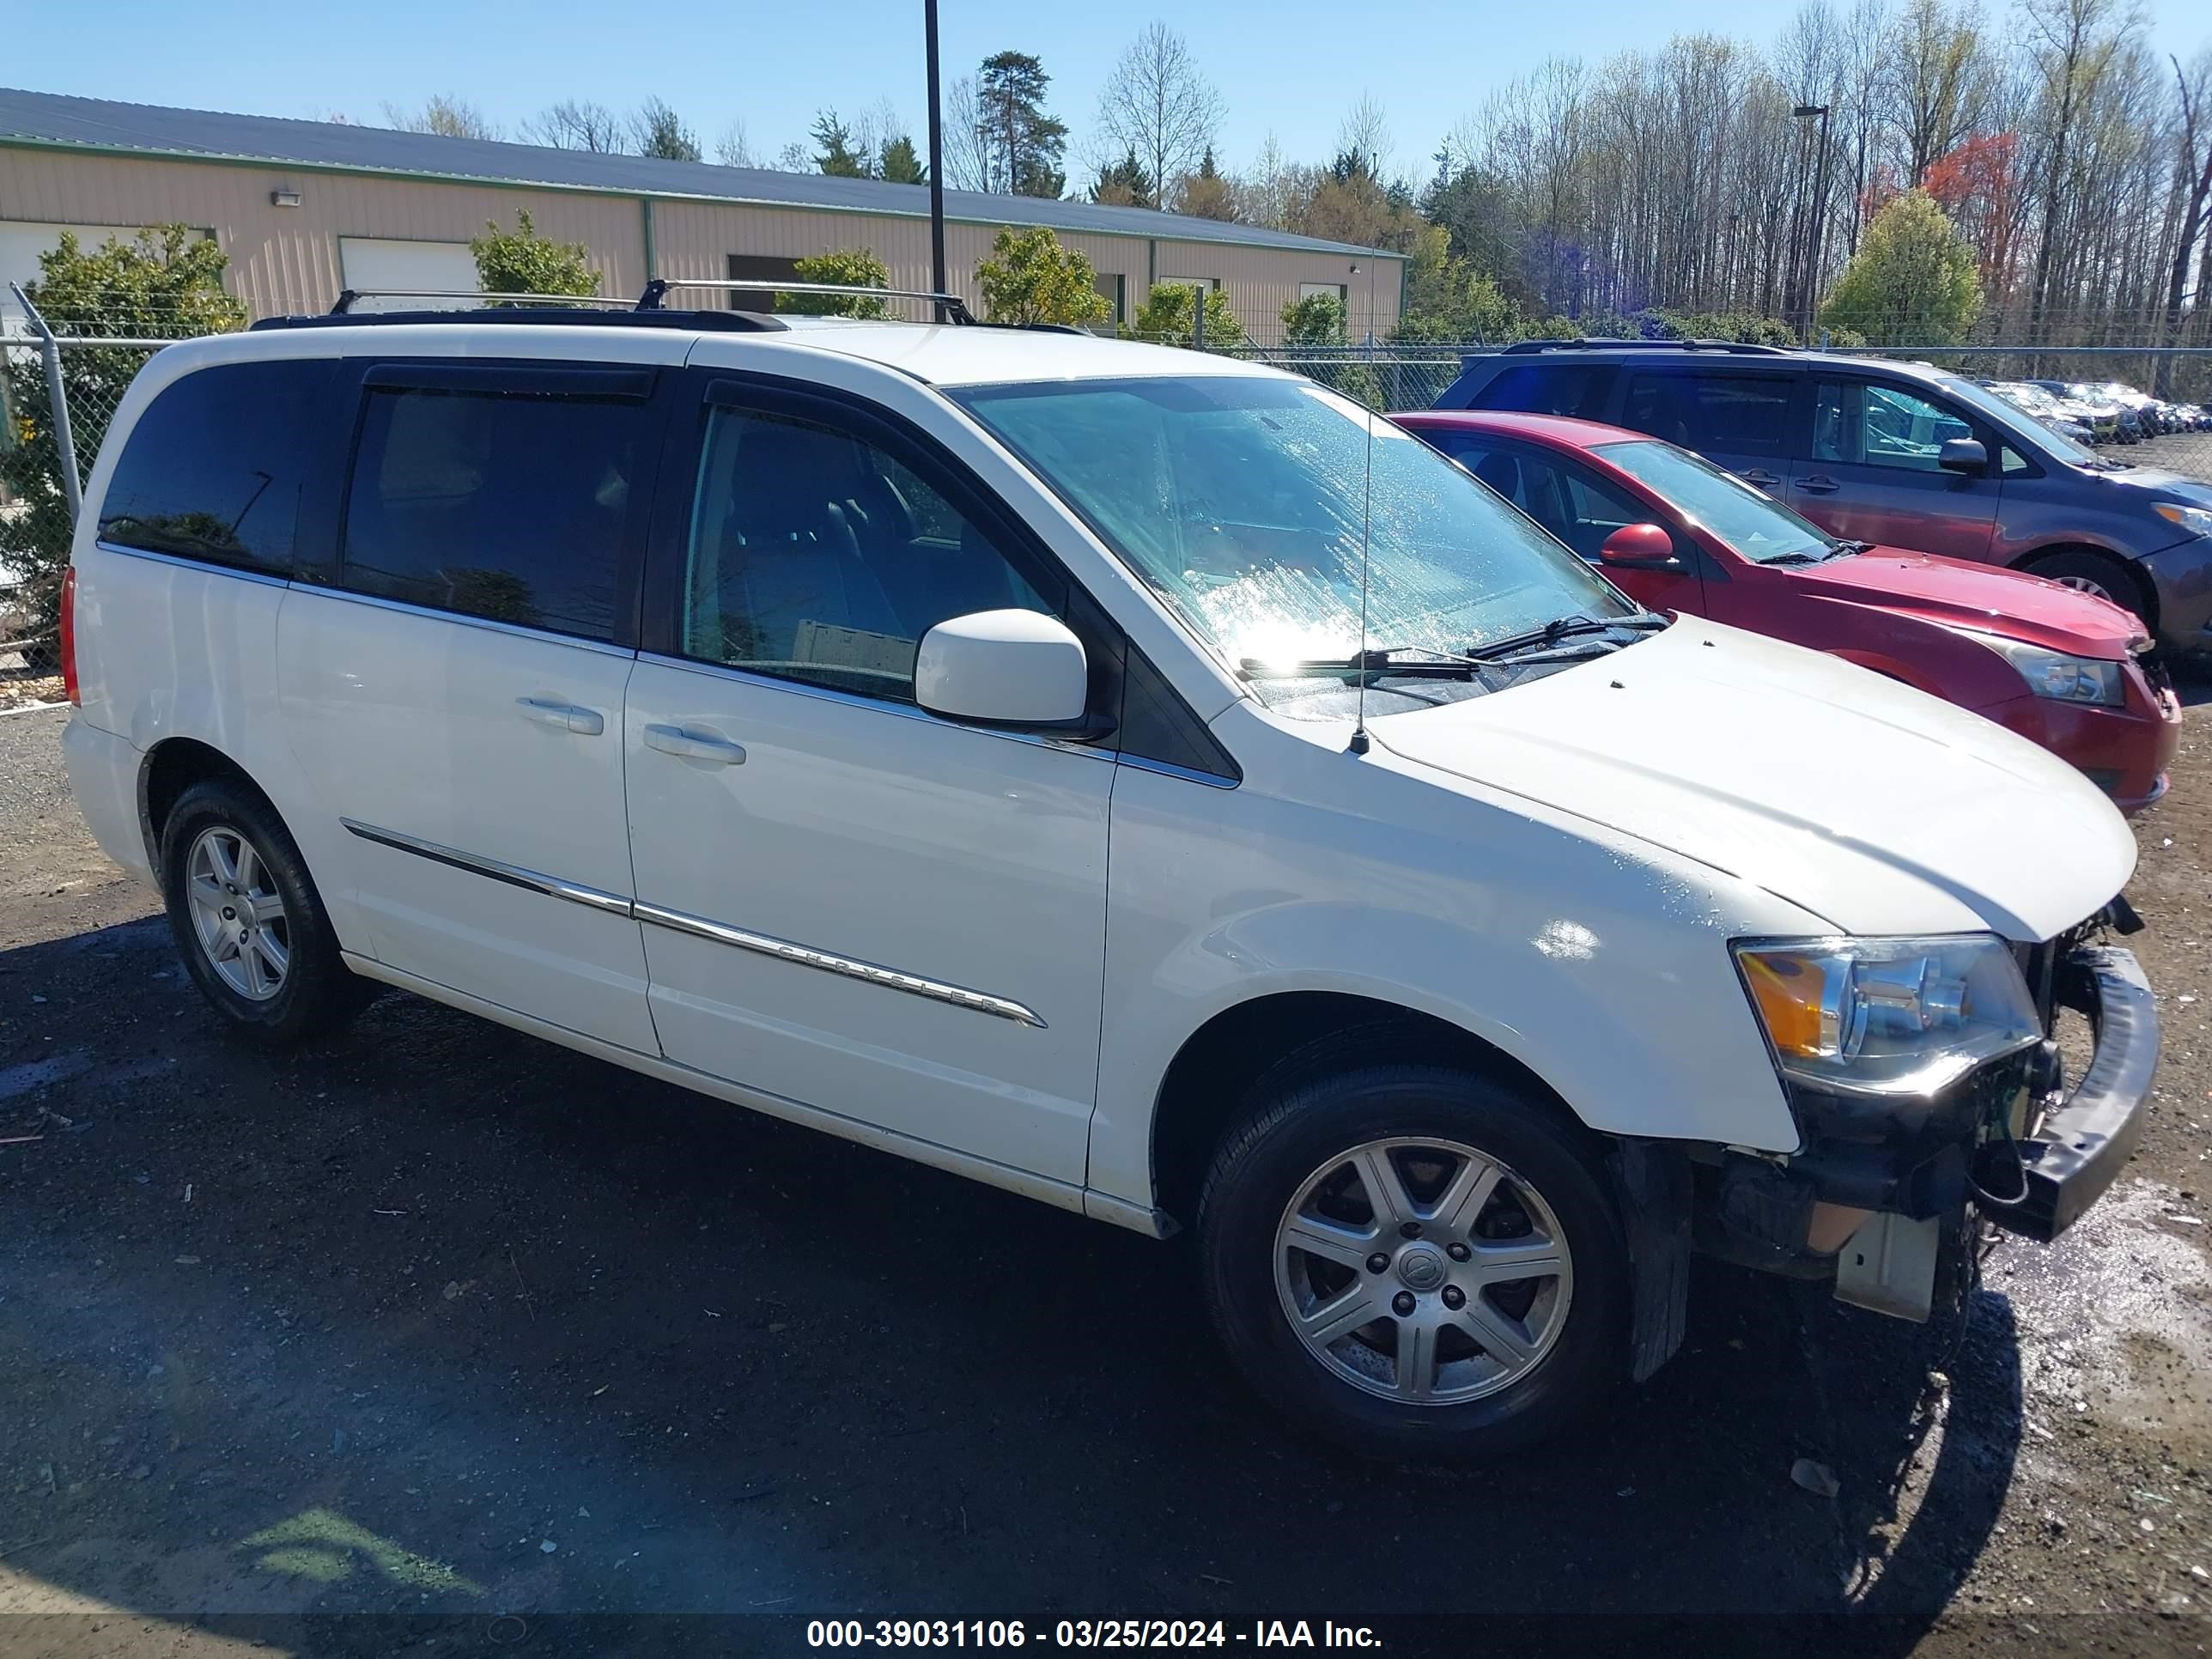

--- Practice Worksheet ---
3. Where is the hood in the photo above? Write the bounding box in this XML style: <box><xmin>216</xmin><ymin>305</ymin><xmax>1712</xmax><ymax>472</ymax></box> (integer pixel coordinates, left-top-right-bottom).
<box><xmin>2069</xmin><ymin>463</ymin><xmax>2212</xmax><ymax>511</ymax></box>
<box><xmin>1789</xmin><ymin>547</ymin><xmax>2144</xmax><ymax>657</ymax></box>
<box><xmin>1374</xmin><ymin>620</ymin><xmax>2135</xmax><ymax>942</ymax></box>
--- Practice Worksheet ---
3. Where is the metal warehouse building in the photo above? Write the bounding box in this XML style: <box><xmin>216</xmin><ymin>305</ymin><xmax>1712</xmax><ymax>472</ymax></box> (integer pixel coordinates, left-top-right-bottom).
<box><xmin>0</xmin><ymin>88</ymin><xmax>1404</xmax><ymax>342</ymax></box>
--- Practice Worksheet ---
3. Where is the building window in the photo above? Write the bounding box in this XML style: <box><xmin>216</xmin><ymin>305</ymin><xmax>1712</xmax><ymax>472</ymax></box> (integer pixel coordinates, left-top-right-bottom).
<box><xmin>726</xmin><ymin>252</ymin><xmax>803</xmax><ymax>310</ymax></box>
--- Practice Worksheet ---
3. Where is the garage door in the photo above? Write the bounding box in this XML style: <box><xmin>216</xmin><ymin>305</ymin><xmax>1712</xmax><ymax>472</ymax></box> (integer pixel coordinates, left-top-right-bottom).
<box><xmin>338</xmin><ymin>239</ymin><xmax>480</xmax><ymax>312</ymax></box>
<box><xmin>2</xmin><ymin>222</ymin><xmax>163</xmax><ymax>337</ymax></box>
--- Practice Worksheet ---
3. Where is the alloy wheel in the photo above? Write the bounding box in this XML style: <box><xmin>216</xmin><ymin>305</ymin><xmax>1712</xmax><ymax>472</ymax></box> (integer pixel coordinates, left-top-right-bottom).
<box><xmin>2052</xmin><ymin>574</ymin><xmax>2115</xmax><ymax>603</ymax></box>
<box><xmin>185</xmin><ymin>825</ymin><xmax>291</xmax><ymax>1001</ymax></box>
<box><xmin>1273</xmin><ymin>1136</ymin><xmax>1573</xmax><ymax>1404</ymax></box>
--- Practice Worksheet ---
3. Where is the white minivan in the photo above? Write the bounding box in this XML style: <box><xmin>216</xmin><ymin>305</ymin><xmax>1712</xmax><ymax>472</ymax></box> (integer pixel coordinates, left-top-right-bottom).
<box><xmin>60</xmin><ymin>298</ymin><xmax>2158</xmax><ymax>1457</ymax></box>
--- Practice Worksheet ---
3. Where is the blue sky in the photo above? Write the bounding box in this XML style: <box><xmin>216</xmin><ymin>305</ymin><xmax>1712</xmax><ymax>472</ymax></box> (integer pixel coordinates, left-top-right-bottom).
<box><xmin>11</xmin><ymin>0</ymin><xmax>2206</xmax><ymax>182</ymax></box>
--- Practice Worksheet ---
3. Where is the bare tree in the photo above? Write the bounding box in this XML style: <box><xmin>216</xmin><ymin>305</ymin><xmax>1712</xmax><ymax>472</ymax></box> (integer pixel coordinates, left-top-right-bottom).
<box><xmin>1095</xmin><ymin>23</ymin><xmax>1224</xmax><ymax>208</ymax></box>
<box><xmin>2023</xmin><ymin>0</ymin><xmax>2134</xmax><ymax>338</ymax></box>
<box><xmin>629</xmin><ymin>97</ymin><xmax>702</xmax><ymax>162</ymax></box>
<box><xmin>1237</xmin><ymin>133</ymin><xmax>1317</xmax><ymax>231</ymax></box>
<box><xmin>714</xmin><ymin>118</ymin><xmax>756</xmax><ymax>168</ymax></box>
<box><xmin>2155</xmin><ymin>48</ymin><xmax>2212</xmax><ymax>380</ymax></box>
<box><xmin>943</xmin><ymin>76</ymin><xmax>994</xmax><ymax>191</ymax></box>
<box><xmin>1887</xmin><ymin>0</ymin><xmax>1990</xmax><ymax>183</ymax></box>
<box><xmin>521</xmin><ymin>100</ymin><xmax>624</xmax><ymax>153</ymax></box>
<box><xmin>1337</xmin><ymin>94</ymin><xmax>1393</xmax><ymax>177</ymax></box>
<box><xmin>380</xmin><ymin>94</ymin><xmax>501</xmax><ymax>141</ymax></box>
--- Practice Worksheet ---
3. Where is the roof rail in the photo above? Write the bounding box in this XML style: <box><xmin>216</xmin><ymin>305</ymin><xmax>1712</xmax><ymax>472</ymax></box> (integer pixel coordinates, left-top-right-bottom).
<box><xmin>640</xmin><ymin>276</ymin><xmax>975</xmax><ymax>324</ymax></box>
<box><xmin>252</xmin><ymin>307</ymin><xmax>787</xmax><ymax>334</ymax></box>
<box><xmin>330</xmin><ymin>287</ymin><xmax>632</xmax><ymax>314</ymax></box>
<box><xmin>1499</xmin><ymin>337</ymin><xmax>1794</xmax><ymax>356</ymax></box>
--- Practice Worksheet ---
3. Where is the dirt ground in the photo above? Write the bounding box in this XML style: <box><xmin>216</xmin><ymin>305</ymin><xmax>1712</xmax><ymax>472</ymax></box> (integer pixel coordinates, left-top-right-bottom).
<box><xmin>2</xmin><ymin>662</ymin><xmax>2209</xmax><ymax>1658</ymax></box>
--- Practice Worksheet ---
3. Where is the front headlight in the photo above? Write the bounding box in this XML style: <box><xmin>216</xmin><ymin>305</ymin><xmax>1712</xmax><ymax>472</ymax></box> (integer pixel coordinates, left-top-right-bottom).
<box><xmin>1974</xmin><ymin>634</ymin><xmax>2126</xmax><ymax>707</ymax></box>
<box><xmin>1734</xmin><ymin>935</ymin><xmax>2041</xmax><ymax>1098</ymax></box>
<box><xmin>2154</xmin><ymin>501</ymin><xmax>2212</xmax><ymax>541</ymax></box>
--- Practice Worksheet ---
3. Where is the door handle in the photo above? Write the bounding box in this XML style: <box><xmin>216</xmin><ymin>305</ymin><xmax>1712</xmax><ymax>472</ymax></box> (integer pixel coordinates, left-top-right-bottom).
<box><xmin>644</xmin><ymin>722</ymin><xmax>747</xmax><ymax>766</ymax></box>
<box><xmin>1739</xmin><ymin>469</ymin><xmax>1782</xmax><ymax>488</ymax></box>
<box><xmin>516</xmin><ymin>696</ymin><xmax>605</xmax><ymax>736</ymax></box>
<box><xmin>1796</xmin><ymin>475</ymin><xmax>1840</xmax><ymax>494</ymax></box>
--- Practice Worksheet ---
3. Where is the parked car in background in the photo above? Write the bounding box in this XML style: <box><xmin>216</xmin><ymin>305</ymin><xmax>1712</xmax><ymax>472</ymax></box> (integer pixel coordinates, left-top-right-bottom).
<box><xmin>1983</xmin><ymin>380</ymin><xmax>2097</xmax><ymax>449</ymax></box>
<box><xmin>2035</xmin><ymin>381</ymin><xmax>2130</xmax><ymax>445</ymax></box>
<box><xmin>58</xmin><ymin>307</ymin><xmax>2160</xmax><ymax>1458</ymax></box>
<box><xmin>1436</xmin><ymin>342</ymin><xmax>2212</xmax><ymax>653</ymax></box>
<box><xmin>1399</xmin><ymin>410</ymin><xmax>2183</xmax><ymax>812</ymax></box>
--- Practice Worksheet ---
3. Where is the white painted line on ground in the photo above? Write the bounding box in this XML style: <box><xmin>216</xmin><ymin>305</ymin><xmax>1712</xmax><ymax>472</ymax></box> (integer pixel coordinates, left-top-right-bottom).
<box><xmin>0</xmin><ymin>700</ymin><xmax>68</xmax><ymax>717</ymax></box>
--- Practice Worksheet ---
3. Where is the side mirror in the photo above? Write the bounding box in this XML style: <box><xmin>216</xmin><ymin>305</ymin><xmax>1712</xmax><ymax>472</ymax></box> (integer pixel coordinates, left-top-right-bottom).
<box><xmin>1597</xmin><ymin>523</ymin><xmax>1680</xmax><ymax>569</ymax></box>
<box><xmin>1938</xmin><ymin>437</ymin><xmax>1989</xmax><ymax>475</ymax></box>
<box><xmin>915</xmin><ymin>609</ymin><xmax>1090</xmax><ymax>730</ymax></box>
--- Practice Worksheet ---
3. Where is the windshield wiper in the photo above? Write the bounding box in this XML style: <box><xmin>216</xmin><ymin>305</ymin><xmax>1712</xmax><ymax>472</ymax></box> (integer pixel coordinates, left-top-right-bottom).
<box><xmin>1469</xmin><ymin>611</ymin><xmax>1669</xmax><ymax>661</ymax></box>
<box><xmin>1240</xmin><ymin>647</ymin><xmax>1489</xmax><ymax>679</ymax></box>
<box><xmin>1242</xmin><ymin>612</ymin><xmax>1668</xmax><ymax>679</ymax></box>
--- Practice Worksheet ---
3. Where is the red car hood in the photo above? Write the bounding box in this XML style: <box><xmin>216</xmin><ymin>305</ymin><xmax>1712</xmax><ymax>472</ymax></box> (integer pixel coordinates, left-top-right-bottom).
<box><xmin>1788</xmin><ymin>547</ymin><xmax>2143</xmax><ymax>657</ymax></box>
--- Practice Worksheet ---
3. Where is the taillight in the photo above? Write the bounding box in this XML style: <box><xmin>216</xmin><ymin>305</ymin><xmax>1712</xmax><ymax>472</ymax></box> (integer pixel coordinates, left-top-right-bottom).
<box><xmin>58</xmin><ymin>565</ymin><xmax>80</xmax><ymax>707</ymax></box>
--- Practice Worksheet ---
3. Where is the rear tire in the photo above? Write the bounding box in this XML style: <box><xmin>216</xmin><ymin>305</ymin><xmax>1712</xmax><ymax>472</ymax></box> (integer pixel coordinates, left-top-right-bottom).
<box><xmin>1196</xmin><ymin>1058</ymin><xmax>1626</xmax><ymax>1461</ymax></box>
<box><xmin>2023</xmin><ymin>549</ymin><xmax>2150</xmax><ymax>627</ymax></box>
<box><xmin>159</xmin><ymin>778</ymin><xmax>374</xmax><ymax>1046</ymax></box>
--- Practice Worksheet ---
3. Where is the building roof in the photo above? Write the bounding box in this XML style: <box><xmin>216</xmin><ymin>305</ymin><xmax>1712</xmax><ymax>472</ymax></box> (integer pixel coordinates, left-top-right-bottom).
<box><xmin>0</xmin><ymin>87</ymin><xmax>1403</xmax><ymax>262</ymax></box>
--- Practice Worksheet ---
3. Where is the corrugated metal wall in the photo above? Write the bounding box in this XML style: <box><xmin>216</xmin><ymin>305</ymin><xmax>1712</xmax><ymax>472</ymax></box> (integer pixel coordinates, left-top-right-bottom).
<box><xmin>0</xmin><ymin>149</ymin><xmax>644</xmax><ymax>316</ymax></box>
<box><xmin>0</xmin><ymin>147</ymin><xmax>1399</xmax><ymax>343</ymax></box>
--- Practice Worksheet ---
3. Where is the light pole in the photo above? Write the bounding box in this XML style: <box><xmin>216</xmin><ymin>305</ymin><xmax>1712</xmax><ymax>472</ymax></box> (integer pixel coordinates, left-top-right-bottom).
<box><xmin>925</xmin><ymin>0</ymin><xmax>948</xmax><ymax>319</ymax></box>
<box><xmin>1794</xmin><ymin>104</ymin><xmax>1832</xmax><ymax>346</ymax></box>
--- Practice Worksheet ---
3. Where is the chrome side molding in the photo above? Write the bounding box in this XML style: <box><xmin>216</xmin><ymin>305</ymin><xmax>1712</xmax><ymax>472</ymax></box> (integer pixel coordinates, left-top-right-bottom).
<box><xmin>339</xmin><ymin>818</ymin><xmax>633</xmax><ymax>916</ymax></box>
<box><xmin>339</xmin><ymin>818</ymin><xmax>1044</xmax><ymax>1028</ymax></box>
<box><xmin>632</xmin><ymin>900</ymin><xmax>1046</xmax><ymax>1028</ymax></box>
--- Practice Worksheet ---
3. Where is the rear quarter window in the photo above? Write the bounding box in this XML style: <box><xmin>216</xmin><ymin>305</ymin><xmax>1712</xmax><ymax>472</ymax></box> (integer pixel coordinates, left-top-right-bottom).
<box><xmin>1620</xmin><ymin>371</ymin><xmax>1794</xmax><ymax>459</ymax></box>
<box><xmin>1467</xmin><ymin>363</ymin><xmax>1612</xmax><ymax>418</ymax></box>
<box><xmin>98</xmin><ymin>358</ymin><xmax>332</xmax><ymax>576</ymax></box>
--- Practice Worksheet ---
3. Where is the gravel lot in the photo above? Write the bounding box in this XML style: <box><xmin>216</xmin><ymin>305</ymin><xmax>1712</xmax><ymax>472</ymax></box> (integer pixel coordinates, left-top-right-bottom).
<box><xmin>1</xmin><ymin>657</ymin><xmax>2209</xmax><ymax>1657</ymax></box>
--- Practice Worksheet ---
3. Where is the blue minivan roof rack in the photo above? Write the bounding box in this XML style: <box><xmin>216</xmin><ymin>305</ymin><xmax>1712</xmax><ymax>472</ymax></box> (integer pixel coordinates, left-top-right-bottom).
<box><xmin>1497</xmin><ymin>337</ymin><xmax>1793</xmax><ymax>356</ymax></box>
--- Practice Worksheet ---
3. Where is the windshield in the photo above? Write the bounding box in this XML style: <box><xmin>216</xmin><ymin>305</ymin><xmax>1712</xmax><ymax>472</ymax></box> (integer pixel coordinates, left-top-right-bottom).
<box><xmin>951</xmin><ymin>376</ymin><xmax>1635</xmax><ymax>692</ymax></box>
<box><xmin>1936</xmin><ymin>374</ymin><xmax>2101</xmax><ymax>466</ymax></box>
<box><xmin>1592</xmin><ymin>440</ymin><xmax>1836</xmax><ymax>564</ymax></box>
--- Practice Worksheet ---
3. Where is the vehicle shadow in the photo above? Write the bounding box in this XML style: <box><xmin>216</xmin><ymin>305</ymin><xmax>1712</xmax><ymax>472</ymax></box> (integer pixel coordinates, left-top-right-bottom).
<box><xmin>0</xmin><ymin>917</ymin><xmax>2026</xmax><ymax>1651</ymax></box>
<box><xmin>2170</xmin><ymin>656</ymin><xmax>2212</xmax><ymax>710</ymax></box>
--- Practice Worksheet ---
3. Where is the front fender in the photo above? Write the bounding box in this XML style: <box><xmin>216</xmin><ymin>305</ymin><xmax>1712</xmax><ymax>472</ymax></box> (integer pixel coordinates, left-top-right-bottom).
<box><xmin>1089</xmin><ymin>751</ymin><xmax>1818</xmax><ymax>1210</ymax></box>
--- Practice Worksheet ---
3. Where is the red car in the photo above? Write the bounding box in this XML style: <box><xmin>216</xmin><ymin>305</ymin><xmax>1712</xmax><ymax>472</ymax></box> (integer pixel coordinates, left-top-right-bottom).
<box><xmin>1396</xmin><ymin>410</ymin><xmax>2183</xmax><ymax>812</ymax></box>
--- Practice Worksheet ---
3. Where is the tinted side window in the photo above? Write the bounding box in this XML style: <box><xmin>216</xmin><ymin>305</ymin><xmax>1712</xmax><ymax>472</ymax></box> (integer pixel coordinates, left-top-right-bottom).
<box><xmin>1621</xmin><ymin>373</ymin><xmax>1792</xmax><ymax>458</ymax></box>
<box><xmin>681</xmin><ymin>407</ymin><xmax>1054</xmax><ymax>702</ymax></box>
<box><xmin>341</xmin><ymin>386</ymin><xmax>645</xmax><ymax>641</ymax></box>
<box><xmin>100</xmin><ymin>360</ymin><xmax>330</xmax><ymax>575</ymax></box>
<box><xmin>1469</xmin><ymin>363</ymin><xmax>1608</xmax><ymax>418</ymax></box>
<box><xmin>1813</xmin><ymin>380</ymin><xmax>1972</xmax><ymax>471</ymax></box>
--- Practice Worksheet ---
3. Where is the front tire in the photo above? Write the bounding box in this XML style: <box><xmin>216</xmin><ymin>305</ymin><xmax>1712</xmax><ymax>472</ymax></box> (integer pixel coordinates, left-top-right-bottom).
<box><xmin>2025</xmin><ymin>548</ymin><xmax>2149</xmax><ymax>625</ymax></box>
<box><xmin>1196</xmin><ymin>1060</ymin><xmax>1626</xmax><ymax>1461</ymax></box>
<box><xmin>160</xmin><ymin>779</ymin><xmax>372</xmax><ymax>1046</ymax></box>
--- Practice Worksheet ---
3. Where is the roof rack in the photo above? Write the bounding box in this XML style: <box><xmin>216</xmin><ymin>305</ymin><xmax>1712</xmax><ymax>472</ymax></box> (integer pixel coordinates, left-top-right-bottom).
<box><xmin>252</xmin><ymin>306</ymin><xmax>785</xmax><ymax>334</ymax></box>
<box><xmin>330</xmin><ymin>287</ymin><xmax>637</xmax><ymax>314</ymax></box>
<box><xmin>251</xmin><ymin>277</ymin><xmax>980</xmax><ymax>334</ymax></box>
<box><xmin>1498</xmin><ymin>337</ymin><xmax>1793</xmax><ymax>356</ymax></box>
<box><xmin>639</xmin><ymin>276</ymin><xmax>975</xmax><ymax>324</ymax></box>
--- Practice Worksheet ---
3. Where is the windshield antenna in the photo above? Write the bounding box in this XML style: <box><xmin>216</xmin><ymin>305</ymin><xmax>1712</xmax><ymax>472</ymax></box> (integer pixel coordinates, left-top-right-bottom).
<box><xmin>1349</xmin><ymin>405</ymin><xmax>1375</xmax><ymax>757</ymax></box>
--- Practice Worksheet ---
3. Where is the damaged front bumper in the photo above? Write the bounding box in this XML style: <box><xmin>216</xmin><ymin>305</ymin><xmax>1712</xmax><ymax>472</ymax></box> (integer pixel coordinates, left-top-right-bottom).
<box><xmin>1993</xmin><ymin>945</ymin><xmax>2159</xmax><ymax>1243</ymax></box>
<box><xmin>1695</xmin><ymin>939</ymin><xmax>2160</xmax><ymax>1320</ymax></box>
